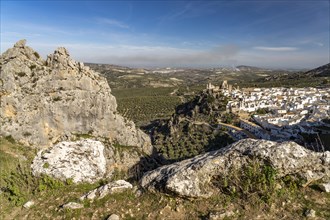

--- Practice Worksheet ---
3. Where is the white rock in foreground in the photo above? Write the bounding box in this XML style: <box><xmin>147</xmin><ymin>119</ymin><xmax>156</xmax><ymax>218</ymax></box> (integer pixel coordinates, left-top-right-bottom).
<box><xmin>141</xmin><ymin>139</ymin><xmax>330</xmax><ymax>198</ymax></box>
<box><xmin>80</xmin><ymin>180</ymin><xmax>133</xmax><ymax>200</ymax></box>
<box><xmin>31</xmin><ymin>139</ymin><xmax>106</xmax><ymax>183</ymax></box>
<box><xmin>23</xmin><ymin>200</ymin><xmax>35</xmax><ymax>209</ymax></box>
<box><xmin>62</xmin><ymin>202</ymin><xmax>83</xmax><ymax>210</ymax></box>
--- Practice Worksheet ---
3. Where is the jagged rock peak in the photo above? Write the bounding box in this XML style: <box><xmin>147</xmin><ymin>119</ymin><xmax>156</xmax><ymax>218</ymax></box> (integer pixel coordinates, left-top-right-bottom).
<box><xmin>0</xmin><ymin>40</ymin><xmax>152</xmax><ymax>153</ymax></box>
<box><xmin>14</xmin><ymin>39</ymin><xmax>27</xmax><ymax>48</ymax></box>
<box><xmin>46</xmin><ymin>46</ymin><xmax>80</xmax><ymax>70</ymax></box>
<box><xmin>54</xmin><ymin>47</ymin><xmax>70</xmax><ymax>56</ymax></box>
<box><xmin>1</xmin><ymin>39</ymin><xmax>43</xmax><ymax>63</ymax></box>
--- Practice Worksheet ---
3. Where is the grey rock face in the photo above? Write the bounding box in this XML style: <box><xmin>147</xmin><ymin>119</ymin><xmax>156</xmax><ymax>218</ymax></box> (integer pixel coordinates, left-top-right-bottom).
<box><xmin>141</xmin><ymin>139</ymin><xmax>330</xmax><ymax>198</ymax></box>
<box><xmin>80</xmin><ymin>180</ymin><xmax>133</xmax><ymax>200</ymax></box>
<box><xmin>14</xmin><ymin>39</ymin><xmax>27</xmax><ymax>48</ymax></box>
<box><xmin>0</xmin><ymin>40</ymin><xmax>152</xmax><ymax>154</ymax></box>
<box><xmin>31</xmin><ymin>139</ymin><xmax>107</xmax><ymax>183</ymax></box>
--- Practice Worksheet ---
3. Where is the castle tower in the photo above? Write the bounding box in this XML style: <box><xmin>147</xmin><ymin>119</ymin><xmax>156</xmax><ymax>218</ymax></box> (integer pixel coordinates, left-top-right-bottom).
<box><xmin>221</xmin><ymin>80</ymin><xmax>228</xmax><ymax>89</ymax></box>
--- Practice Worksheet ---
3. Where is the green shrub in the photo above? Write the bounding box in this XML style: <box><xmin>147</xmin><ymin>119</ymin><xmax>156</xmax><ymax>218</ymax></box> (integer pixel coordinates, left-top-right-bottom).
<box><xmin>53</xmin><ymin>96</ymin><xmax>61</xmax><ymax>102</ymax></box>
<box><xmin>34</xmin><ymin>51</ymin><xmax>40</xmax><ymax>58</ymax></box>
<box><xmin>2</xmin><ymin>163</ymin><xmax>69</xmax><ymax>206</ymax></box>
<box><xmin>66</xmin><ymin>178</ymin><xmax>74</xmax><ymax>185</ymax></box>
<box><xmin>30</xmin><ymin>64</ymin><xmax>37</xmax><ymax>70</ymax></box>
<box><xmin>5</xmin><ymin>135</ymin><xmax>16</xmax><ymax>144</ymax></box>
<box><xmin>23</xmin><ymin>132</ymin><xmax>32</xmax><ymax>137</ymax></box>
<box><xmin>42</xmin><ymin>162</ymin><xmax>49</xmax><ymax>168</ymax></box>
<box><xmin>213</xmin><ymin>160</ymin><xmax>278</xmax><ymax>204</ymax></box>
<box><xmin>74</xmin><ymin>132</ymin><xmax>94</xmax><ymax>139</ymax></box>
<box><xmin>3</xmin><ymin>163</ymin><xmax>38</xmax><ymax>206</ymax></box>
<box><xmin>37</xmin><ymin>175</ymin><xmax>65</xmax><ymax>191</ymax></box>
<box><xmin>16</xmin><ymin>72</ymin><xmax>26</xmax><ymax>77</ymax></box>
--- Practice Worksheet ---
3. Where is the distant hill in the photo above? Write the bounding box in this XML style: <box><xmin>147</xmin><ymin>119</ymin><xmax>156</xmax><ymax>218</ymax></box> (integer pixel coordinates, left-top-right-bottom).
<box><xmin>236</xmin><ymin>65</ymin><xmax>269</xmax><ymax>72</ymax></box>
<box><xmin>256</xmin><ymin>63</ymin><xmax>330</xmax><ymax>87</ymax></box>
<box><xmin>304</xmin><ymin>63</ymin><xmax>330</xmax><ymax>77</ymax></box>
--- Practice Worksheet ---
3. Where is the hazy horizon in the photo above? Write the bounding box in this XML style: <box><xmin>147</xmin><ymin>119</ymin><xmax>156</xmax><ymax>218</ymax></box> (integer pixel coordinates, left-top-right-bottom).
<box><xmin>1</xmin><ymin>1</ymin><xmax>329</xmax><ymax>69</ymax></box>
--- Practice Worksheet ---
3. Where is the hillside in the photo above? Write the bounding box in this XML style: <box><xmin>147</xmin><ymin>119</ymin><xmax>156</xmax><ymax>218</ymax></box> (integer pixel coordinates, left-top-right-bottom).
<box><xmin>304</xmin><ymin>63</ymin><xmax>330</xmax><ymax>77</ymax></box>
<box><xmin>150</xmin><ymin>88</ymin><xmax>235</xmax><ymax>161</ymax></box>
<box><xmin>253</xmin><ymin>63</ymin><xmax>330</xmax><ymax>88</ymax></box>
<box><xmin>86</xmin><ymin>63</ymin><xmax>284</xmax><ymax>90</ymax></box>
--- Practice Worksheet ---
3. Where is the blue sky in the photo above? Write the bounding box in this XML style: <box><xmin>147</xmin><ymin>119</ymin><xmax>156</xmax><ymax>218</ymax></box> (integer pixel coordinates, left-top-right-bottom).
<box><xmin>1</xmin><ymin>0</ymin><xmax>329</xmax><ymax>68</ymax></box>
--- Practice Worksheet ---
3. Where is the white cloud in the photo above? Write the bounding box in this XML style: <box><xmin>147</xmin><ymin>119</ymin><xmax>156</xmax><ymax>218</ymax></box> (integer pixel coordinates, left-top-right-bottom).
<box><xmin>96</xmin><ymin>18</ymin><xmax>129</xmax><ymax>29</ymax></box>
<box><xmin>253</xmin><ymin>46</ymin><xmax>298</xmax><ymax>52</ymax></box>
<box><xmin>314</xmin><ymin>42</ymin><xmax>324</xmax><ymax>47</ymax></box>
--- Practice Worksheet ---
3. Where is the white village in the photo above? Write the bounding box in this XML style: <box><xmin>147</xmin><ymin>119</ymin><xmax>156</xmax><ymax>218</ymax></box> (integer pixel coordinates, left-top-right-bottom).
<box><xmin>206</xmin><ymin>81</ymin><xmax>330</xmax><ymax>144</ymax></box>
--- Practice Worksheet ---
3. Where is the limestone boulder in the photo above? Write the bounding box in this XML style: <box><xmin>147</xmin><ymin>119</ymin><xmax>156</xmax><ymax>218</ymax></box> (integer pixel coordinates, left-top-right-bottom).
<box><xmin>31</xmin><ymin>139</ymin><xmax>107</xmax><ymax>183</ymax></box>
<box><xmin>141</xmin><ymin>139</ymin><xmax>330</xmax><ymax>198</ymax></box>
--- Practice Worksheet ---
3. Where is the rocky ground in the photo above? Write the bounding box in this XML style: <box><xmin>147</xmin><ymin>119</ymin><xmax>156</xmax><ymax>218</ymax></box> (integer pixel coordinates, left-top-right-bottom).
<box><xmin>1</xmin><ymin>136</ymin><xmax>330</xmax><ymax>219</ymax></box>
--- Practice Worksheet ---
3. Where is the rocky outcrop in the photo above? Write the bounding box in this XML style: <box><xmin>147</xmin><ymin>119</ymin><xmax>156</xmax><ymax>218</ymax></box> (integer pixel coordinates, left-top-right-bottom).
<box><xmin>31</xmin><ymin>139</ymin><xmax>107</xmax><ymax>183</ymax></box>
<box><xmin>151</xmin><ymin>88</ymin><xmax>234</xmax><ymax>161</ymax></box>
<box><xmin>141</xmin><ymin>139</ymin><xmax>330</xmax><ymax>198</ymax></box>
<box><xmin>0</xmin><ymin>40</ymin><xmax>151</xmax><ymax>153</ymax></box>
<box><xmin>80</xmin><ymin>180</ymin><xmax>133</xmax><ymax>200</ymax></box>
